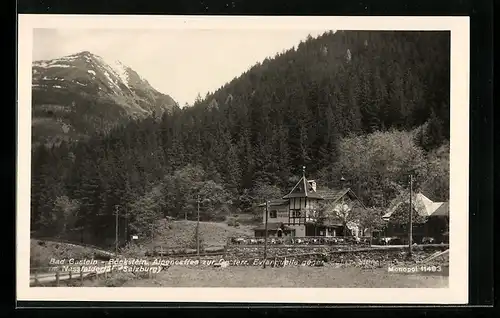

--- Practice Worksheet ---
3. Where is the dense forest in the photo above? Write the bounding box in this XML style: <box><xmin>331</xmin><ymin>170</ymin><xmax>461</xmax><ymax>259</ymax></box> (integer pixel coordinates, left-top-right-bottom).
<box><xmin>30</xmin><ymin>31</ymin><xmax>450</xmax><ymax>247</ymax></box>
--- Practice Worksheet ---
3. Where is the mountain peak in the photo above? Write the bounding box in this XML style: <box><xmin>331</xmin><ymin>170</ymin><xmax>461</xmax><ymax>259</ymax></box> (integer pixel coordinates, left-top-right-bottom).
<box><xmin>31</xmin><ymin>51</ymin><xmax>177</xmax><ymax>146</ymax></box>
<box><xmin>75</xmin><ymin>50</ymin><xmax>93</xmax><ymax>56</ymax></box>
<box><xmin>33</xmin><ymin>50</ymin><xmax>135</xmax><ymax>90</ymax></box>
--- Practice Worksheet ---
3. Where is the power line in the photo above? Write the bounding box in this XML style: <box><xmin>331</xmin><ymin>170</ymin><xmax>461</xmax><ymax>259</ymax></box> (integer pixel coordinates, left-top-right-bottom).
<box><xmin>263</xmin><ymin>200</ymin><xmax>269</xmax><ymax>269</ymax></box>
<box><xmin>115</xmin><ymin>205</ymin><xmax>119</xmax><ymax>255</ymax></box>
<box><xmin>197</xmin><ymin>194</ymin><xmax>200</xmax><ymax>263</ymax></box>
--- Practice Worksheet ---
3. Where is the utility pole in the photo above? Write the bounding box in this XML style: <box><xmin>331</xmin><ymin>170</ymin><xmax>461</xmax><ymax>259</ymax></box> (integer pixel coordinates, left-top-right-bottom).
<box><xmin>197</xmin><ymin>194</ymin><xmax>200</xmax><ymax>262</ymax></box>
<box><xmin>115</xmin><ymin>205</ymin><xmax>119</xmax><ymax>255</ymax></box>
<box><xmin>263</xmin><ymin>200</ymin><xmax>269</xmax><ymax>269</ymax></box>
<box><xmin>125</xmin><ymin>208</ymin><xmax>128</xmax><ymax>244</ymax></box>
<box><xmin>408</xmin><ymin>173</ymin><xmax>413</xmax><ymax>256</ymax></box>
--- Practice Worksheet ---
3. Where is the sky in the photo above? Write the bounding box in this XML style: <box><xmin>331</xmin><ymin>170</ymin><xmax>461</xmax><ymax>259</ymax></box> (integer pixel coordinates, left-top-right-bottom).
<box><xmin>33</xmin><ymin>28</ymin><xmax>329</xmax><ymax>106</ymax></box>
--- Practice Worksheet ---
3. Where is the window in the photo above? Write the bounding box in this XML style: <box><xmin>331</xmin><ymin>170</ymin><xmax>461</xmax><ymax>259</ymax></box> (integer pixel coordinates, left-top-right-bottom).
<box><xmin>278</xmin><ymin>211</ymin><xmax>287</xmax><ymax>218</ymax></box>
<box><xmin>289</xmin><ymin>209</ymin><xmax>304</xmax><ymax>225</ymax></box>
<box><xmin>270</xmin><ymin>210</ymin><xmax>277</xmax><ymax>218</ymax></box>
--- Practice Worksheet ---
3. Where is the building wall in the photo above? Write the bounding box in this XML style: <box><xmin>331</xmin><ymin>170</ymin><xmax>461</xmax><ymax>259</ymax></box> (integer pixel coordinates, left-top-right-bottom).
<box><xmin>288</xmin><ymin>197</ymin><xmax>320</xmax><ymax>210</ymax></box>
<box><xmin>385</xmin><ymin>222</ymin><xmax>426</xmax><ymax>239</ymax></box>
<box><xmin>289</xmin><ymin>224</ymin><xmax>306</xmax><ymax>237</ymax></box>
<box><xmin>305</xmin><ymin>224</ymin><xmax>345</xmax><ymax>237</ymax></box>
<box><xmin>324</xmin><ymin>227</ymin><xmax>339</xmax><ymax>237</ymax></box>
<box><xmin>288</xmin><ymin>197</ymin><xmax>321</xmax><ymax>225</ymax></box>
<box><xmin>262</xmin><ymin>204</ymin><xmax>289</xmax><ymax>224</ymax></box>
<box><xmin>425</xmin><ymin>216</ymin><xmax>449</xmax><ymax>239</ymax></box>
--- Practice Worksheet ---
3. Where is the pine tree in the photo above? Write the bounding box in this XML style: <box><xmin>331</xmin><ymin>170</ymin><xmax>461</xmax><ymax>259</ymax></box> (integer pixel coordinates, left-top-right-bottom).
<box><xmin>30</xmin><ymin>30</ymin><xmax>451</xmax><ymax>246</ymax></box>
<box><xmin>422</xmin><ymin>108</ymin><xmax>444</xmax><ymax>151</ymax></box>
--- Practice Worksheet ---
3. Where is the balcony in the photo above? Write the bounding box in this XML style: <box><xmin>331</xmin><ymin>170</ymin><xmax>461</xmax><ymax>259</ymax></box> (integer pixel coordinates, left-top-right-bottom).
<box><xmin>289</xmin><ymin>208</ymin><xmax>319</xmax><ymax>225</ymax></box>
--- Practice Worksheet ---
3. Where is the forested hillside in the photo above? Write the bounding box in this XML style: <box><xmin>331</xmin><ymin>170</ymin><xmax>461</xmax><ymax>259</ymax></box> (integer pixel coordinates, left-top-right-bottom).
<box><xmin>32</xmin><ymin>51</ymin><xmax>177</xmax><ymax>147</ymax></box>
<box><xmin>30</xmin><ymin>31</ymin><xmax>450</xmax><ymax>247</ymax></box>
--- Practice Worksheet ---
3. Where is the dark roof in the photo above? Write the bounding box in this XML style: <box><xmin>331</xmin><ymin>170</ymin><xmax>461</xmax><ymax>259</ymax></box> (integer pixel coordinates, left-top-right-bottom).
<box><xmin>316</xmin><ymin>188</ymin><xmax>367</xmax><ymax>209</ymax></box>
<box><xmin>283</xmin><ymin>192</ymin><xmax>324</xmax><ymax>199</ymax></box>
<box><xmin>383</xmin><ymin>193</ymin><xmax>445</xmax><ymax>220</ymax></box>
<box><xmin>257</xmin><ymin>199</ymin><xmax>288</xmax><ymax>207</ymax></box>
<box><xmin>253</xmin><ymin>223</ymin><xmax>292</xmax><ymax>231</ymax></box>
<box><xmin>315</xmin><ymin>188</ymin><xmax>351</xmax><ymax>202</ymax></box>
<box><xmin>383</xmin><ymin>201</ymin><xmax>425</xmax><ymax>220</ymax></box>
<box><xmin>430</xmin><ymin>202</ymin><xmax>449</xmax><ymax>217</ymax></box>
<box><xmin>282</xmin><ymin>176</ymin><xmax>324</xmax><ymax>199</ymax></box>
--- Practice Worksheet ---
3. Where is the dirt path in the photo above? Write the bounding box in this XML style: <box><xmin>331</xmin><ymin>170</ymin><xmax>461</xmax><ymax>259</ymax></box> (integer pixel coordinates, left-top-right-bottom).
<box><xmin>121</xmin><ymin>265</ymin><xmax>449</xmax><ymax>288</ymax></box>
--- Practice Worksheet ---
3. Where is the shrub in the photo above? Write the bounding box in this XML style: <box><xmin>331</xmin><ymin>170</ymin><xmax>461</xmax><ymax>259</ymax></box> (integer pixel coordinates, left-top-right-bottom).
<box><xmin>30</xmin><ymin>240</ymin><xmax>54</xmax><ymax>269</ymax></box>
<box><xmin>226</xmin><ymin>217</ymin><xmax>237</xmax><ymax>227</ymax></box>
<box><xmin>30</xmin><ymin>239</ymin><xmax>95</xmax><ymax>270</ymax></box>
<box><xmin>119</xmin><ymin>242</ymin><xmax>146</xmax><ymax>258</ymax></box>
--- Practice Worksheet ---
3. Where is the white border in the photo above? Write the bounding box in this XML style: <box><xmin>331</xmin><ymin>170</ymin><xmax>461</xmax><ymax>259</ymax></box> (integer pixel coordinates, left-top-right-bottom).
<box><xmin>17</xmin><ymin>15</ymin><xmax>470</xmax><ymax>304</ymax></box>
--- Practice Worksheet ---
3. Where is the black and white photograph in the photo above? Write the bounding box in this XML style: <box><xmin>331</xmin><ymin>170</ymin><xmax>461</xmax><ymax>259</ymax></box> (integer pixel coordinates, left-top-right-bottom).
<box><xmin>17</xmin><ymin>15</ymin><xmax>469</xmax><ymax>304</ymax></box>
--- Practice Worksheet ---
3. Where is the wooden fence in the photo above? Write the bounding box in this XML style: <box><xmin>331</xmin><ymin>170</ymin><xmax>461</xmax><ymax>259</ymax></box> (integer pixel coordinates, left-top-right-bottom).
<box><xmin>30</xmin><ymin>264</ymin><xmax>107</xmax><ymax>286</ymax></box>
<box><xmin>226</xmin><ymin>236</ymin><xmax>373</xmax><ymax>247</ymax></box>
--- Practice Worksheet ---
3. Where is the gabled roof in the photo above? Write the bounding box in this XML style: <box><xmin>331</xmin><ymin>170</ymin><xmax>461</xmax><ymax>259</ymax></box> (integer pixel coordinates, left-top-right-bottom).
<box><xmin>382</xmin><ymin>201</ymin><xmax>426</xmax><ymax>220</ymax></box>
<box><xmin>282</xmin><ymin>175</ymin><xmax>324</xmax><ymax>199</ymax></box>
<box><xmin>416</xmin><ymin>193</ymin><xmax>444</xmax><ymax>216</ymax></box>
<box><xmin>316</xmin><ymin>188</ymin><xmax>350</xmax><ymax>202</ymax></box>
<box><xmin>430</xmin><ymin>202</ymin><xmax>449</xmax><ymax>217</ymax></box>
<box><xmin>316</xmin><ymin>188</ymin><xmax>367</xmax><ymax>209</ymax></box>
<box><xmin>383</xmin><ymin>192</ymin><xmax>445</xmax><ymax>220</ymax></box>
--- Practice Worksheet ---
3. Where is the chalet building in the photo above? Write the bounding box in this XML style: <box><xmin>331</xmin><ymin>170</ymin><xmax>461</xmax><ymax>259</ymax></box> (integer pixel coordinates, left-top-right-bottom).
<box><xmin>426</xmin><ymin>202</ymin><xmax>449</xmax><ymax>243</ymax></box>
<box><xmin>255</xmin><ymin>167</ymin><xmax>366</xmax><ymax>238</ymax></box>
<box><xmin>382</xmin><ymin>193</ymin><xmax>449</xmax><ymax>243</ymax></box>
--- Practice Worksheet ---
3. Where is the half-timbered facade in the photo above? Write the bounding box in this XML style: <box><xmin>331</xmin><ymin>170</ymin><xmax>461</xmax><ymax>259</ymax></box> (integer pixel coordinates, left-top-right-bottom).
<box><xmin>255</xmin><ymin>168</ymin><xmax>366</xmax><ymax>238</ymax></box>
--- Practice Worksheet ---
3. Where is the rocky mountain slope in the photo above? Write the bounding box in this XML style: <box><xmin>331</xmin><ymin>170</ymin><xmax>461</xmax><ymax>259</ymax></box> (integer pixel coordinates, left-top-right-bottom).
<box><xmin>32</xmin><ymin>51</ymin><xmax>177</xmax><ymax>146</ymax></box>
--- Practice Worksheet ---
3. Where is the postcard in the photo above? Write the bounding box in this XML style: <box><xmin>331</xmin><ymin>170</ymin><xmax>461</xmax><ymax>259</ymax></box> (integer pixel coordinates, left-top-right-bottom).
<box><xmin>17</xmin><ymin>14</ymin><xmax>469</xmax><ymax>304</ymax></box>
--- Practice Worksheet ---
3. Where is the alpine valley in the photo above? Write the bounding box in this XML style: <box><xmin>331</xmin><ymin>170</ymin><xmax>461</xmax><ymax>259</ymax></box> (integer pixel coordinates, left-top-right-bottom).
<box><xmin>30</xmin><ymin>31</ymin><xmax>451</xmax><ymax>249</ymax></box>
<box><xmin>31</xmin><ymin>51</ymin><xmax>177</xmax><ymax>146</ymax></box>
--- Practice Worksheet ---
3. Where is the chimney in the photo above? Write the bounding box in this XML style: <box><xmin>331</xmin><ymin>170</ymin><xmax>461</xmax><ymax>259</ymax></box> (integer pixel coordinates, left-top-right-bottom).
<box><xmin>308</xmin><ymin>180</ymin><xmax>317</xmax><ymax>192</ymax></box>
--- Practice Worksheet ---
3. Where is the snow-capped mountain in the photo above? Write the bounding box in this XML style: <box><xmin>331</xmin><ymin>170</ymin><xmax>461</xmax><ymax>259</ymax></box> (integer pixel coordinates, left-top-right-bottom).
<box><xmin>32</xmin><ymin>51</ymin><xmax>177</xmax><ymax>146</ymax></box>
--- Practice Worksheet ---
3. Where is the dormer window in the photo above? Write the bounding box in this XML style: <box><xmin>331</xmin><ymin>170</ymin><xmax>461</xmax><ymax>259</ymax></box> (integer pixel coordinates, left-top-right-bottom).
<box><xmin>307</xmin><ymin>180</ymin><xmax>317</xmax><ymax>192</ymax></box>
